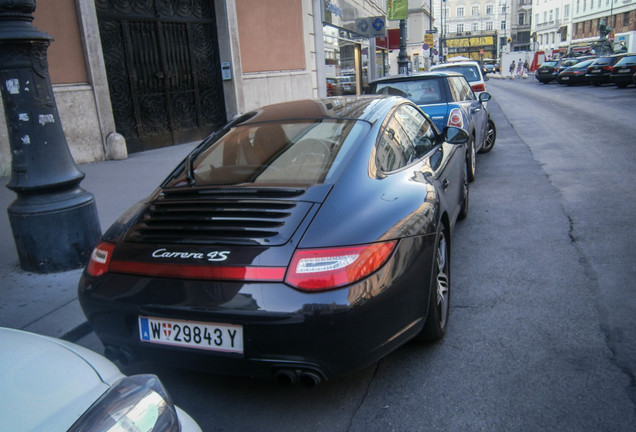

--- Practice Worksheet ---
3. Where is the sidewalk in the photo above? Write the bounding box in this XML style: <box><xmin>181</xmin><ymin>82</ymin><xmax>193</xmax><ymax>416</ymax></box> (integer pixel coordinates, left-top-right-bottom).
<box><xmin>0</xmin><ymin>142</ymin><xmax>198</xmax><ymax>342</ymax></box>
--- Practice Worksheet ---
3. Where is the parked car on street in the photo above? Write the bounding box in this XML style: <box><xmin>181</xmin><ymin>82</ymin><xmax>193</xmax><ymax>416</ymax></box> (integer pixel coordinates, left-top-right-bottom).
<box><xmin>0</xmin><ymin>327</ymin><xmax>201</xmax><ymax>432</ymax></box>
<box><xmin>430</xmin><ymin>60</ymin><xmax>488</xmax><ymax>95</ymax></box>
<box><xmin>482</xmin><ymin>59</ymin><xmax>497</xmax><ymax>74</ymax></box>
<box><xmin>535</xmin><ymin>59</ymin><xmax>561</xmax><ymax>83</ymax></box>
<box><xmin>79</xmin><ymin>96</ymin><xmax>470</xmax><ymax>387</ymax></box>
<box><xmin>366</xmin><ymin>71</ymin><xmax>496</xmax><ymax>182</ymax></box>
<box><xmin>556</xmin><ymin>56</ymin><xmax>596</xmax><ymax>79</ymax></box>
<box><xmin>585</xmin><ymin>53</ymin><xmax>628</xmax><ymax>86</ymax></box>
<box><xmin>609</xmin><ymin>54</ymin><xmax>636</xmax><ymax>88</ymax></box>
<box><xmin>558</xmin><ymin>59</ymin><xmax>596</xmax><ymax>85</ymax></box>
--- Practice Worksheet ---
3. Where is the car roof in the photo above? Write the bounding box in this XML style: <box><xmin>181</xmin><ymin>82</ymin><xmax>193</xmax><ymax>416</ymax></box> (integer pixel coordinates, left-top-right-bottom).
<box><xmin>238</xmin><ymin>96</ymin><xmax>405</xmax><ymax>126</ymax></box>
<box><xmin>432</xmin><ymin>60</ymin><xmax>481</xmax><ymax>68</ymax></box>
<box><xmin>368</xmin><ymin>71</ymin><xmax>464</xmax><ymax>85</ymax></box>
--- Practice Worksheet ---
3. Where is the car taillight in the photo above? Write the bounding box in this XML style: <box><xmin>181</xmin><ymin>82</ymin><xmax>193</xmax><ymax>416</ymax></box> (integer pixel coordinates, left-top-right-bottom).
<box><xmin>285</xmin><ymin>241</ymin><xmax>397</xmax><ymax>291</ymax></box>
<box><xmin>447</xmin><ymin>108</ymin><xmax>463</xmax><ymax>128</ymax></box>
<box><xmin>602</xmin><ymin>65</ymin><xmax>613</xmax><ymax>71</ymax></box>
<box><xmin>471</xmin><ymin>83</ymin><xmax>485</xmax><ymax>92</ymax></box>
<box><xmin>87</xmin><ymin>242</ymin><xmax>115</xmax><ymax>277</ymax></box>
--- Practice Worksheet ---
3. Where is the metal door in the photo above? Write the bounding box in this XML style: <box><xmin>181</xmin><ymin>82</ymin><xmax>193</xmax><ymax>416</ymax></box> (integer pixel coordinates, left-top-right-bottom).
<box><xmin>96</xmin><ymin>0</ymin><xmax>226</xmax><ymax>153</ymax></box>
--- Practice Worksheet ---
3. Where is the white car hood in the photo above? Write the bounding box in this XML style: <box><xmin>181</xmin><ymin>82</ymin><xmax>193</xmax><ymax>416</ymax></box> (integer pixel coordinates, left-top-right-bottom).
<box><xmin>0</xmin><ymin>327</ymin><xmax>123</xmax><ymax>431</ymax></box>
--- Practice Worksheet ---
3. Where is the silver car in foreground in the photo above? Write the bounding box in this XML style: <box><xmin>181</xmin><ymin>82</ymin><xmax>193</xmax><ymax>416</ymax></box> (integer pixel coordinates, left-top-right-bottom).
<box><xmin>0</xmin><ymin>327</ymin><xmax>200</xmax><ymax>432</ymax></box>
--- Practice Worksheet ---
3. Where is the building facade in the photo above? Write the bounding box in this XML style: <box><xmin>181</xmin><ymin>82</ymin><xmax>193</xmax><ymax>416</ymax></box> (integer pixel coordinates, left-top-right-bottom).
<box><xmin>1</xmin><ymin>0</ymin><xmax>390</xmax><ymax>177</ymax></box>
<box><xmin>437</xmin><ymin>0</ymin><xmax>512</xmax><ymax>59</ymax></box>
<box><xmin>531</xmin><ymin>0</ymin><xmax>636</xmax><ymax>56</ymax></box>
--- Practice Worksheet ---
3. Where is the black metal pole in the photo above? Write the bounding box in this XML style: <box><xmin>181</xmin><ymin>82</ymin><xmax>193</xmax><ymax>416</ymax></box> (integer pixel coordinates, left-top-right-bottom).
<box><xmin>0</xmin><ymin>0</ymin><xmax>101</xmax><ymax>273</ymax></box>
<box><xmin>398</xmin><ymin>19</ymin><xmax>408</xmax><ymax>74</ymax></box>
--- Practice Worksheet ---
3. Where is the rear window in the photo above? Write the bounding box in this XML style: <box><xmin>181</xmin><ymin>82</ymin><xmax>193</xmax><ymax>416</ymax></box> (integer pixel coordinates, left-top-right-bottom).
<box><xmin>540</xmin><ymin>61</ymin><xmax>558</xmax><ymax>67</ymax></box>
<box><xmin>433</xmin><ymin>65</ymin><xmax>482</xmax><ymax>82</ymax></box>
<box><xmin>166</xmin><ymin>119</ymin><xmax>369</xmax><ymax>187</ymax></box>
<box><xmin>369</xmin><ymin>78</ymin><xmax>444</xmax><ymax>105</ymax></box>
<box><xmin>594</xmin><ymin>57</ymin><xmax>613</xmax><ymax>65</ymax></box>
<box><xmin>615</xmin><ymin>55</ymin><xmax>636</xmax><ymax>66</ymax></box>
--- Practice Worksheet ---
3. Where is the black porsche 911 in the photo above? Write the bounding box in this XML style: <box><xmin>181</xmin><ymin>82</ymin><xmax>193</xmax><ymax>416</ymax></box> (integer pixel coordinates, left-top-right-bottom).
<box><xmin>79</xmin><ymin>96</ymin><xmax>470</xmax><ymax>387</ymax></box>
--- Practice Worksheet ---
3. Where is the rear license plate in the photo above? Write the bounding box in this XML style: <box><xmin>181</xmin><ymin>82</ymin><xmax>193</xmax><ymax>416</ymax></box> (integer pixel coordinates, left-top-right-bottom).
<box><xmin>139</xmin><ymin>316</ymin><xmax>243</xmax><ymax>354</ymax></box>
<box><xmin>562</xmin><ymin>76</ymin><xmax>569</xmax><ymax>80</ymax></box>
<box><xmin>618</xmin><ymin>68</ymin><xmax>630</xmax><ymax>73</ymax></box>
<box><xmin>591</xmin><ymin>69</ymin><xmax>601</xmax><ymax>73</ymax></box>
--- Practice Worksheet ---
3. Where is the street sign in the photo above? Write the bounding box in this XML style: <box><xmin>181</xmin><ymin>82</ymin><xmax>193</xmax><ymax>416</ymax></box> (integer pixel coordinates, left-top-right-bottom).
<box><xmin>423</xmin><ymin>43</ymin><xmax>430</xmax><ymax>50</ymax></box>
<box><xmin>425</xmin><ymin>29</ymin><xmax>438</xmax><ymax>34</ymax></box>
<box><xmin>424</xmin><ymin>34</ymin><xmax>434</xmax><ymax>44</ymax></box>
<box><xmin>354</xmin><ymin>16</ymin><xmax>386</xmax><ymax>38</ymax></box>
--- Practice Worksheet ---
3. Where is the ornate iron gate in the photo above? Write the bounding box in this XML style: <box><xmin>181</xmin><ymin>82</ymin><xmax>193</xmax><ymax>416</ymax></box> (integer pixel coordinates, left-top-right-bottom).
<box><xmin>96</xmin><ymin>0</ymin><xmax>226</xmax><ymax>153</ymax></box>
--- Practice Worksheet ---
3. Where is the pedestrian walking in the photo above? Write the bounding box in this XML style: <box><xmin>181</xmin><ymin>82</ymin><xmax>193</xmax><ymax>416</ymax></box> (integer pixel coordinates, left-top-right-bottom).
<box><xmin>509</xmin><ymin>60</ymin><xmax>516</xmax><ymax>79</ymax></box>
<box><xmin>517</xmin><ymin>59</ymin><xmax>523</xmax><ymax>78</ymax></box>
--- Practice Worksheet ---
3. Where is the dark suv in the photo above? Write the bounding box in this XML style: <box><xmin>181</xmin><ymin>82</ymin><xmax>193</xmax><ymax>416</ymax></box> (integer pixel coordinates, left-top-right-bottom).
<box><xmin>586</xmin><ymin>54</ymin><xmax>628</xmax><ymax>86</ymax></box>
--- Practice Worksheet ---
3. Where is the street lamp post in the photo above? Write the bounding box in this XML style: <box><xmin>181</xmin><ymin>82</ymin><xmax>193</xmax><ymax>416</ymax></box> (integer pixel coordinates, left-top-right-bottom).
<box><xmin>0</xmin><ymin>0</ymin><xmax>101</xmax><ymax>273</ymax></box>
<box><xmin>398</xmin><ymin>19</ymin><xmax>409</xmax><ymax>74</ymax></box>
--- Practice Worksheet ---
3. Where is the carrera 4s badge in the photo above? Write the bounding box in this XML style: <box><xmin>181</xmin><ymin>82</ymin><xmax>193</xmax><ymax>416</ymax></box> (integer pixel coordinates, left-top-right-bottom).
<box><xmin>152</xmin><ymin>248</ymin><xmax>230</xmax><ymax>262</ymax></box>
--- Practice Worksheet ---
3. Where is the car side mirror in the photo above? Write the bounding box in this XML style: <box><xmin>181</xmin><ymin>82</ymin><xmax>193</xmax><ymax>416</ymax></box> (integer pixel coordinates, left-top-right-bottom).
<box><xmin>479</xmin><ymin>92</ymin><xmax>491</xmax><ymax>103</ymax></box>
<box><xmin>443</xmin><ymin>126</ymin><xmax>469</xmax><ymax>145</ymax></box>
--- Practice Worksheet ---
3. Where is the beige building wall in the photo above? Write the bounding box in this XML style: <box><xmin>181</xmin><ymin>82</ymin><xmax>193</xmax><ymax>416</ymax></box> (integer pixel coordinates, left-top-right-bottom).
<box><xmin>220</xmin><ymin>0</ymin><xmax>318</xmax><ymax>115</ymax></box>
<box><xmin>0</xmin><ymin>0</ymin><xmax>122</xmax><ymax>178</ymax></box>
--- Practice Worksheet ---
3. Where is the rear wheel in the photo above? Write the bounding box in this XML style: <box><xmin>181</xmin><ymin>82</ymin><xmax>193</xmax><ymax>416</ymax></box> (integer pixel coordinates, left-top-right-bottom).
<box><xmin>416</xmin><ymin>224</ymin><xmax>450</xmax><ymax>342</ymax></box>
<box><xmin>479</xmin><ymin>119</ymin><xmax>496</xmax><ymax>154</ymax></box>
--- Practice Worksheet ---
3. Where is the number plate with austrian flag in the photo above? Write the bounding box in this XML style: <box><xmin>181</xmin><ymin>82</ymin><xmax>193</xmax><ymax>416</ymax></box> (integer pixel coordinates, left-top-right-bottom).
<box><xmin>139</xmin><ymin>316</ymin><xmax>243</xmax><ymax>354</ymax></box>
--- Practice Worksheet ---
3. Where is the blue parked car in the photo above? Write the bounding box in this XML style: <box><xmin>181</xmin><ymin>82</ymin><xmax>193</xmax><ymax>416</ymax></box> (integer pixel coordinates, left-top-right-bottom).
<box><xmin>366</xmin><ymin>71</ymin><xmax>496</xmax><ymax>181</ymax></box>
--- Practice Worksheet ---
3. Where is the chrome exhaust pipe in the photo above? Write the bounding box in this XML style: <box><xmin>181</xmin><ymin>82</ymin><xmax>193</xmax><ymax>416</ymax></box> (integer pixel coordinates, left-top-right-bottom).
<box><xmin>274</xmin><ymin>369</ymin><xmax>298</xmax><ymax>387</ymax></box>
<box><xmin>298</xmin><ymin>370</ymin><xmax>322</xmax><ymax>388</ymax></box>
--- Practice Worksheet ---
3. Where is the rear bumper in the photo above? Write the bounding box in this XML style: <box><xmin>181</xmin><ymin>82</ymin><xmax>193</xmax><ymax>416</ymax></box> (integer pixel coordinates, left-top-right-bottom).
<box><xmin>78</xmin><ymin>236</ymin><xmax>436</xmax><ymax>380</ymax></box>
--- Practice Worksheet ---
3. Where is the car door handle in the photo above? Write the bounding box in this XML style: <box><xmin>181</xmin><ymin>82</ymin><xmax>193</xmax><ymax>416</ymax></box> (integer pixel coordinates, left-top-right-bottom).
<box><xmin>442</xmin><ymin>179</ymin><xmax>449</xmax><ymax>190</ymax></box>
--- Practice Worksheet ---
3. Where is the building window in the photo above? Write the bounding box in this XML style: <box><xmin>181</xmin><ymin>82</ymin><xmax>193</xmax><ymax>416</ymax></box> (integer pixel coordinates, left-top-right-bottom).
<box><xmin>576</xmin><ymin>0</ymin><xmax>579</xmax><ymax>13</ymax></box>
<box><xmin>486</xmin><ymin>4</ymin><xmax>494</xmax><ymax>15</ymax></box>
<box><xmin>486</xmin><ymin>21</ymin><xmax>494</xmax><ymax>30</ymax></box>
<box><xmin>519</xmin><ymin>14</ymin><xmax>524</xmax><ymax>25</ymax></box>
<box><xmin>501</xmin><ymin>20</ymin><xmax>506</xmax><ymax>30</ymax></box>
<box><xmin>457</xmin><ymin>23</ymin><xmax>464</xmax><ymax>33</ymax></box>
<box><xmin>472</xmin><ymin>5</ymin><xmax>479</xmax><ymax>16</ymax></box>
<box><xmin>556</xmin><ymin>8</ymin><xmax>559</xmax><ymax>20</ymax></box>
<box><xmin>564</xmin><ymin>5</ymin><xmax>569</xmax><ymax>18</ymax></box>
<box><xmin>501</xmin><ymin>4</ymin><xmax>506</xmax><ymax>14</ymax></box>
<box><xmin>472</xmin><ymin>22</ymin><xmax>479</xmax><ymax>31</ymax></box>
<box><xmin>543</xmin><ymin>11</ymin><xmax>547</xmax><ymax>23</ymax></box>
<box><xmin>457</xmin><ymin>7</ymin><xmax>464</xmax><ymax>17</ymax></box>
<box><xmin>625</xmin><ymin>12</ymin><xmax>630</xmax><ymax>27</ymax></box>
<box><xmin>535</xmin><ymin>13</ymin><xmax>539</xmax><ymax>24</ymax></box>
<box><xmin>549</xmin><ymin>10</ymin><xmax>553</xmax><ymax>22</ymax></box>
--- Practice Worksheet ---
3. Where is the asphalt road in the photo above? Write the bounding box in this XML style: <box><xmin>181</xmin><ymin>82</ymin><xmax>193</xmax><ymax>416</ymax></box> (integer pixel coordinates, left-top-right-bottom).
<box><xmin>79</xmin><ymin>77</ymin><xmax>636</xmax><ymax>431</ymax></box>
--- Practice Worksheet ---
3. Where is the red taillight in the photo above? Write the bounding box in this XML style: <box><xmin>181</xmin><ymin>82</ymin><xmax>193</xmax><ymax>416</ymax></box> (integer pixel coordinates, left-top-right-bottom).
<box><xmin>87</xmin><ymin>242</ymin><xmax>115</xmax><ymax>277</ymax></box>
<box><xmin>447</xmin><ymin>108</ymin><xmax>463</xmax><ymax>128</ymax></box>
<box><xmin>285</xmin><ymin>241</ymin><xmax>397</xmax><ymax>291</ymax></box>
<box><xmin>471</xmin><ymin>83</ymin><xmax>485</xmax><ymax>92</ymax></box>
<box><xmin>602</xmin><ymin>65</ymin><xmax>613</xmax><ymax>71</ymax></box>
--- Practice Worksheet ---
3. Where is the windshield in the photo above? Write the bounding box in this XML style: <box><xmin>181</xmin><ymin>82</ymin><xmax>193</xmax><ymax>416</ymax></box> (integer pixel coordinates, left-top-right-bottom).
<box><xmin>370</xmin><ymin>78</ymin><xmax>444</xmax><ymax>105</ymax></box>
<box><xmin>165</xmin><ymin>119</ymin><xmax>369</xmax><ymax>188</ymax></box>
